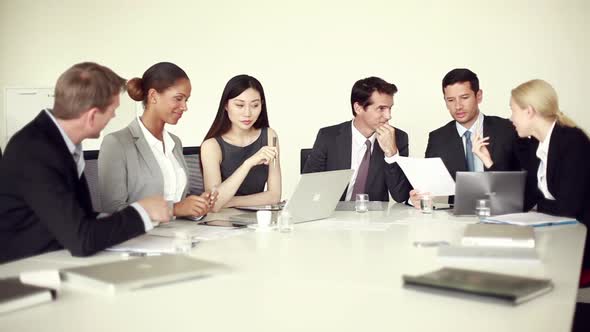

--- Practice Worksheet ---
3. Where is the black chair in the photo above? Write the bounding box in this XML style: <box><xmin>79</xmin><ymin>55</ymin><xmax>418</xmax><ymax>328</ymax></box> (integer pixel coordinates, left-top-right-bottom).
<box><xmin>183</xmin><ymin>146</ymin><xmax>205</xmax><ymax>195</ymax></box>
<box><xmin>83</xmin><ymin>150</ymin><xmax>101</xmax><ymax>210</ymax></box>
<box><xmin>0</xmin><ymin>146</ymin><xmax>3</xmax><ymax>159</ymax></box>
<box><xmin>300</xmin><ymin>148</ymin><xmax>312</xmax><ymax>174</ymax></box>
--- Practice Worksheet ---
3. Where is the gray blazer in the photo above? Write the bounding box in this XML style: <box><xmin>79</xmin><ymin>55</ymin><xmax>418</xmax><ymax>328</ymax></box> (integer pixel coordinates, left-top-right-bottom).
<box><xmin>98</xmin><ymin>118</ymin><xmax>189</xmax><ymax>213</ymax></box>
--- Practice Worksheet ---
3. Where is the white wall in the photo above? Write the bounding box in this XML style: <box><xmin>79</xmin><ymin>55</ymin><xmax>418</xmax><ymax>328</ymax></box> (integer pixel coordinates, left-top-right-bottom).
<box><xmin>1</xmin><ymin>0</ymin><xmax>588</xmax><ymax>197</ymax></box>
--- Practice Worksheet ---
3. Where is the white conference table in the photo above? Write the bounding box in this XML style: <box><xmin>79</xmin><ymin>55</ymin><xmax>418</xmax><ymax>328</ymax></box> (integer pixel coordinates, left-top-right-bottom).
<box><xmin>0</xmin><ymin>203</ymin><xmax>586</xmax><ymax>332</ymax></box>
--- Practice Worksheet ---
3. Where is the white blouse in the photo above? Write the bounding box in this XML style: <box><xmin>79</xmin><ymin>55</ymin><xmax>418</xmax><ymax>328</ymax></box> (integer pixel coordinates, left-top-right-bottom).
<box><xmin>535</xmin><ymin>120</ymin><xmax>557</xmax><ymax>200</ymax></box>
<box><xmin>138</xmin><ymin>118</ymin><xmax>187</xmax><ymax>203</ymax></box>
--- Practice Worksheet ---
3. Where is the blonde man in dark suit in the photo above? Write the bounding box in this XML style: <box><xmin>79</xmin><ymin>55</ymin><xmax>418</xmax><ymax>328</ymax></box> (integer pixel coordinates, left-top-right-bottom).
<box><xmin>0</xmin><ymin>62</ymin><xmax>169</xmax><ymax>263</ymax></box>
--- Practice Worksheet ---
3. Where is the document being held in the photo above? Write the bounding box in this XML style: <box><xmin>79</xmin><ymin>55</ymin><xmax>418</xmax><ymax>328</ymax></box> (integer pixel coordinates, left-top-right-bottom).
<box><xmin>396</xmin><ymin>157</ymin><xmax>455</xmax><ymax>196</ymax></box>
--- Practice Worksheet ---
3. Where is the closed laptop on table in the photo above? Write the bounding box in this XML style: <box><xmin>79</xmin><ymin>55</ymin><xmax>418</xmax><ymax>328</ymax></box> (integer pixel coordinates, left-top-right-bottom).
<box><xmin>61</xmin><ymin>255</ymin><xmax>223</xmax><ymax>294</ymax></box>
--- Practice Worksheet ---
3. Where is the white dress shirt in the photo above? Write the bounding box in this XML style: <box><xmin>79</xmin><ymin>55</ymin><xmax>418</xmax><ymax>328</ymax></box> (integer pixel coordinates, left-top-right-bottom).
<box><xmin>345</xmin><ymin>121</ymin><xmax>399</xmax><ymax>201</ymax></box>
<box><xmin>137</xmin><ymin>117</ymin><xmax>187</xmax><ymax>203</ymax></box>
<box><xmin>455</xmin><ymin>112</ymin><xmax>485</xmax><ymax>172</ymax></box>
<box><xmin>45</xmin><ymin>109</ymin><xmax>153</xmax><ymax>231</ymax></box>
<box><xmin>536</xmin><ymin>120</ymin><xmax>557</xmax><ymax>200</ymax></box>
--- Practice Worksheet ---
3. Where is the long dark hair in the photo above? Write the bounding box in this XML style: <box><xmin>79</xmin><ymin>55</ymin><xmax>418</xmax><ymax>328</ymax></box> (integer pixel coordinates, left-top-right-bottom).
<box><xmin>203</xmin><ymin>75</ymin><xmax>269</xmax><ymax>141</ymax></box>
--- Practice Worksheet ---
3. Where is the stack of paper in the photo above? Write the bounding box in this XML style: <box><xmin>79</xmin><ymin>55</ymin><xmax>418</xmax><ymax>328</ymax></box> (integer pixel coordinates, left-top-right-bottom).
<box><xmin>438</xmin><ymin>246</ymin><xmax>539</xmax><ymax>262</ymax></box>
<box><xmin>149</xmin><ymin>222</ymin><xmax>248</xmax><ymax>241</ymax></box>
<box><xmin>461</xmin><ymin>223</ymin><xmax>535</xmax><ymax>248</ymax></box>
<box><xmin>483</xmin><ymin>212</ymin><xmax>577</xmax><ymax>227</ymax></box>
<box><xmin>106</xmin><ymin>234</ymin><xmax>197</xmax><ymax>254</ymax></box>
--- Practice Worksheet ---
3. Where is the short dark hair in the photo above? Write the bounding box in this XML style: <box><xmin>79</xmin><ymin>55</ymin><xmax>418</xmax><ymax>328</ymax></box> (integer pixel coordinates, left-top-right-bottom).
<box><xmin>52</xmin><ymin>62</ymin><xmax>126</xmax><ymax>120</ymax></box>
<box><xmin>127</xmin><ymin>62</ymin><xmax>189</xmax><ymax>106</ymax></box>
<box><xmin>350</xmin><ymin>77</ymin><xmax>397</xmax><ymax>116</ymax></box>
<box><xmin>203</xmin><ymin>75</ymin><xmax>269</xmax><ymax>141</ymax></box>
<box><xmin>442</xmin><ymin>68</ymin><xmax>479</xmax><ymax>94</ymax></box>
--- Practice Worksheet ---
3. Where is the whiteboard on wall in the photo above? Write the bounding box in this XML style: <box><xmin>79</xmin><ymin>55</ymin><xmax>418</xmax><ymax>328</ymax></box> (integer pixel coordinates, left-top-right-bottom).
<box><xmin>4</xmin><ymin>87</ymin><xmax>54</xmax><ymax>146</ymax></box>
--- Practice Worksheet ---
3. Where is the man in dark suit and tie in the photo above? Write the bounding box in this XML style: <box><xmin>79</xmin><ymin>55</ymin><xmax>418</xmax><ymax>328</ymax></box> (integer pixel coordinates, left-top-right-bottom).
<box><xmin>0</xmin><ymin>62</ymin><xmax>170</xmax><ymax>263</ymax></box>
<box><xmin>409</xmin><ymin>68</ymin><xmax>519</xmax><ymax>205</ymax></box>
<box><xmin>303</xmin><ymin>77</ymin><xmax>411</xmax><ymax>203</ymax></box>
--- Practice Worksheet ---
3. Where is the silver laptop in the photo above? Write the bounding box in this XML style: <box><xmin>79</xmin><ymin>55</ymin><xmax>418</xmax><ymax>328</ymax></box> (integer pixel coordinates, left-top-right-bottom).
<box><xmin>453</xmin><ymin>171</ymin><xmax>526</xmax><ymax>216</ymax></box>
<box><xmin>230</xmin><ymin>169</ymin><xmax>354</xmax><ymax>225</ymax></box>
<box><xmin>60</xmin><ymin>255</ymin><xmax>223</xmax><ymax>294</ymax></box>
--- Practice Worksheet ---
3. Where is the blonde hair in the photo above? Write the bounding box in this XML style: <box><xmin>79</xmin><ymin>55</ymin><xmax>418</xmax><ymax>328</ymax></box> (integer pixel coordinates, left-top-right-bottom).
<box><xmin>511</xmin><ymin>79</ymin><xmax>576</xmax><ymax>128</ymax></box>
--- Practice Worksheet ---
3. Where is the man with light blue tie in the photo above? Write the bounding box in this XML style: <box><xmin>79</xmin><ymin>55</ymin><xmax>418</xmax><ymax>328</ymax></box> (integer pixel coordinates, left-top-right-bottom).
<box><xmin>411</xmin><ymin>68</ymin><xmax>520</xmax><ymax>205</ymax></box>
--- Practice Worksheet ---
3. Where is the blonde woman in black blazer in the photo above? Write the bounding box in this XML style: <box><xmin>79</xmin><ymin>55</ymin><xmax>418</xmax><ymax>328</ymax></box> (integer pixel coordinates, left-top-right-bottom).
<box><xmin>472</xmin><ymin>79</ymin><xmax>590</xmax><ymax>269</ymax></box>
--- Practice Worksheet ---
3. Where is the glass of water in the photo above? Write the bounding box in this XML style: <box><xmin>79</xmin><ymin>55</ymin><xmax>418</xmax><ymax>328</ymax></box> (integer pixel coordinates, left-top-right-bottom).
<box><xmin>355</xmin><ymin>194</ymin><xmax>369</xmax><ymax>213</ymax></box>
<box><xmin>278</xmin><ymin>209</ymin><xmax>294</xmax><ymax>233</ymax></box>
<box><xmin>173</xmin><ymin>232</ymin><xmax>193</xmax><ymax>255</ymax></box>
<box><xmin>475</xmin><ymin>199</ymin><xmax>491</xmax><ymax>220</ymax></box>
<box><xmin>420</xmin><ymin>193</ymin><xmax>433</xmax><ymax>214</ymax></box>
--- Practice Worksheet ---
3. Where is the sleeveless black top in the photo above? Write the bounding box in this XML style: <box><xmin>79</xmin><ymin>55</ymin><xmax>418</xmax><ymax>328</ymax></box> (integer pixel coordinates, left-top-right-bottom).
<box><xmin>215</xmin><ymin>127</ymin><xmax>269</xmax><ymax>196</ymax></box>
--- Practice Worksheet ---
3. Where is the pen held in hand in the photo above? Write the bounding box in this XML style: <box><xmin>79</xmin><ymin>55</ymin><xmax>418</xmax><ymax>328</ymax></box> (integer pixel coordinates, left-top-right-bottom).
<box><xmin>272</xmin><ymin>136</ymin><xmax>277</xmax><ymax>167</ymax></box>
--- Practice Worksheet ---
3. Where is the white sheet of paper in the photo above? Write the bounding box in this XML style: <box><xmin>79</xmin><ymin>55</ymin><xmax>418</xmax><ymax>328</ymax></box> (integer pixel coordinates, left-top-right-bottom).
<box><xmin>105</xmin><ymin>234</ymin><xmax>196</xmax><ymax>254</ymax></box>
<box><xmin>396</xmin><ymin>157</ymin><xmax>455</xmax><ymax>196</ymax></box>
<box><xmin>149</xmin><ymin>222</ymin><xmax>248</xmax><ymax>241</ymax></box>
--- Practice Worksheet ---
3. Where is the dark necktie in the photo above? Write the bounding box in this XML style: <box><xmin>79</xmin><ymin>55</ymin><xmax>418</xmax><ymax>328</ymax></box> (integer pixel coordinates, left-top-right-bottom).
<box><xmin>464</xmin><ymin>131</ymin><xmax>475</xmax><ymax>172</ymax></box>
<box><xmin>352</xmin><ymin>140</ymin><xmax>371</xmax><ymax>199</ymax></box>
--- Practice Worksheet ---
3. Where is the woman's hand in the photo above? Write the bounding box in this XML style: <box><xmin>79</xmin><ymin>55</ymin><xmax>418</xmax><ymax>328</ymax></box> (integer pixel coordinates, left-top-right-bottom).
<box><xmin>245</xmin><ymin>146</ymin><xmax>278</xmax><ymax>168</ymax></box>
<box><xmin>201</xmin><ymin>190</ymin><xmax>219</xmax><ymax>210</ymax></box>
<box><xmin>174</xmin><ymin>195</ymin><xmax>211</xmax><ymax>217</ymax></box>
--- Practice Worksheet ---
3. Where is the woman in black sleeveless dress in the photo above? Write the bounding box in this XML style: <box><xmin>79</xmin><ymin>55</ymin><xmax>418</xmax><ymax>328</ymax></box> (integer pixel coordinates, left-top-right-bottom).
<box><xmin>201</xmin><ymin>75</ymin><xmax>282</xmax><ymax>211</ymax></box>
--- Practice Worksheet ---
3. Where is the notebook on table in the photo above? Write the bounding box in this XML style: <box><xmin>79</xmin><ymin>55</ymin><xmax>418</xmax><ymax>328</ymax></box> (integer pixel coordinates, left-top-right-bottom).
<box><xmin>60</xmin><ymin>255</ymin><xmax>223</xmax><ymax>295</ymax></box>
<box><xmin>230</xmin><ymin>169</ymin><xmax>354</xmax><ymax>225</ymax></box>
<box><xmin>403</xmin><ymin>267</ymin><xmax>553</xmax><ymax>305</ymax></box>
<box><xmin>0</xmin><ymin>278</ymin><xmax>56</xmax><ymax>314</ymax></box>
<box><xmin>461</xmin><ymin>223</ymin><xmax>535</xmax><ymax>248</ymax></box>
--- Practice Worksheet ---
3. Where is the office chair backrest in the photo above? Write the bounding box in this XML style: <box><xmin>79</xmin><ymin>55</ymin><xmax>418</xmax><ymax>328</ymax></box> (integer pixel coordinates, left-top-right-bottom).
<box><xmin>183</xmin><ymin>146</ymin><xmax>205</xmax><ymax>195</ymax></box>
<box><xmin>83</xmin><ymin>150</ymin><xmax>101</xmax><ymax>211</ymax></box>
<box><xmin>300</xmin><ymin>148</ymin><xmax>313</xmax><ymax>173</ymax></box>
<box><xmin>0</xmin><ymin>146</ymin><xmax>2</xmax><ymax>160</ymax></box>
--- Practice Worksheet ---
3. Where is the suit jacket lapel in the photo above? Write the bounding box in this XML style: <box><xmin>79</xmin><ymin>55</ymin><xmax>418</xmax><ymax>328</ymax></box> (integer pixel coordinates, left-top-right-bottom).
<box><xmin>36</xmin><ymin>111</ymin><xmax>94</xmax><ymax>210</ymax></box>
<box><xmin>129</xmin><ymin>118</ymin><xmax>161</xmax><ymax>177</ymax></box>
<box><xmin>445</xmin><ymin>123</ymin><xmax>467</xmax><ymax>176</ymax></box>
<box><xmin>336</xmin><ymin>121</ymin><xmax>353</xmax><ymax>200</ymax></box>
<box><xmin>36</xmin><ymin>111</ymin><xmax>79</xmax><ymax>179</ymax></box>
<box><xmin>482</xmin><ymin>116</ymin><xmax>497</xmax><ymax>164</ymax></box>
<box><xmin>336</xmin><ymin>121</ymin><xmax>352</xmax><ymax>169</ymax></box>
<box><xmin>367</xmin><ymin>140</ymin><xmax>383</xmax><ymax>190</ymax></box>
<box><xmin>545</xmin><ymin>124</ymin><xmax>561</xmax><ymax>193</ymax></box>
